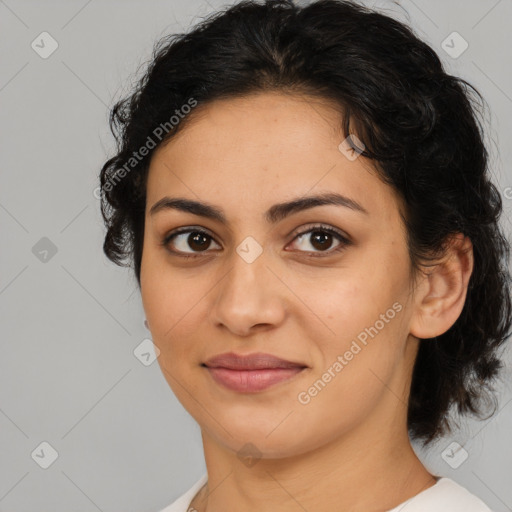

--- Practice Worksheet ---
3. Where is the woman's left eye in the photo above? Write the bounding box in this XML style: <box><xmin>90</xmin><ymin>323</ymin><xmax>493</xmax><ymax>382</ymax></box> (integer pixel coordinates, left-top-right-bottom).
<box><xmin>161</xmin><ymin>224</ymin><xmax>351</xmax><ymax>259</ymax></box>
<box><xmin>288</xmin><ymin>225</ymin><xmax>351</xmax><ymax>256</ymax></box>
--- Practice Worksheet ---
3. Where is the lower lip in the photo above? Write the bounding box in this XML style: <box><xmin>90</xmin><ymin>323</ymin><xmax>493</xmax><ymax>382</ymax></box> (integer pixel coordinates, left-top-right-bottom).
<box><xmin>206</xmin><ymin>366</ymin><xmax>305</xmax><ymax>392</ymax></box>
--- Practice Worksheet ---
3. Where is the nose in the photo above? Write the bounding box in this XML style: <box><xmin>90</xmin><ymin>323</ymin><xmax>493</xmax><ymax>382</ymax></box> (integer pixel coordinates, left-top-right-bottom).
<box><xmin>208</xmin><ymin>248</ymin><xmax>287</xmax><ymax>337</ymax></box>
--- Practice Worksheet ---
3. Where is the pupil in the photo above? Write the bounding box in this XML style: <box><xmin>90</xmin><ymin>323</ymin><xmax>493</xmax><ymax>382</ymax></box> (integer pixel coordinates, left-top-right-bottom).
<box><xmin>189</xmin><ymin>232</ymin><xmax>210</xmax><ymax>251</ymax></box>
<box><xmin>311</xmin><ymin>231</ymin><xmax>332</xmax><ymax>251</ymax></box>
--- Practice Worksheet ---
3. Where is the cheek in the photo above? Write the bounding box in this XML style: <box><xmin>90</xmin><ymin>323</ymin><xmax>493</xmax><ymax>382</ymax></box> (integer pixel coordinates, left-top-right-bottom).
<box><xmin>290</xmin><ymin>268</ymin><xmax>407</xmax><ymax>390</ymax></box>
<box><xmin>140</xmin><ymin>256</ymin><xmax>214</xmax><ymax>375</ymax></box>
<box><xmin>294</xmin><ymin>296</ymin><xmax>407</xmax><ymax>440</ymax></box>
<box><xmin>140</xmin><ymin>252</ymin><xmax>182</xmax><ymax>345</ymax></box>
<box><xmin>142</xmin><ymin>278</ymin><xmax>201</xmax><ymax>344</ymax></box>
<box><xmin>286</xmin><ymin>264</ymin><xmax>400</xmax><ymax>344</ymax></box>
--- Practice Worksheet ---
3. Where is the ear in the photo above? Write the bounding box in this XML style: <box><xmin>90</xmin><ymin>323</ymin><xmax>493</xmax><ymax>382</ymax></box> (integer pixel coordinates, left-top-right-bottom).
<box><xmin>410</xmin><ymin>233</ymin><xmax>474</xmax><ymax>339</ymax></box>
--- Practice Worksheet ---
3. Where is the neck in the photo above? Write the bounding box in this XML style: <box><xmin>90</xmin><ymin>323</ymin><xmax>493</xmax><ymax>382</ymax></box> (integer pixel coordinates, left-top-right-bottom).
<box><xmin>192</xmin><ymin>419</ymin><xmax>435</xmax><ymax>512</ymax></box>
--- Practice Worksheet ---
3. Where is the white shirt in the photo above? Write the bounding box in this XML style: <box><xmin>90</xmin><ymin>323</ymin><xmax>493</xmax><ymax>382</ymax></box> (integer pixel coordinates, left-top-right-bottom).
<box><xmin>158</xmin><ymin>474</ymin><xmax>492</xmax><ymax>511</ymax></box>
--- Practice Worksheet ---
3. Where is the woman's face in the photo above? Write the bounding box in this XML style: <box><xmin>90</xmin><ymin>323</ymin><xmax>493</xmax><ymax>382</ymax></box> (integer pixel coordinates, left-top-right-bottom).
<box><xmin>140</xmin><ymin>92</ymin><xmax>420</xmax><ymax>458</ymax></box>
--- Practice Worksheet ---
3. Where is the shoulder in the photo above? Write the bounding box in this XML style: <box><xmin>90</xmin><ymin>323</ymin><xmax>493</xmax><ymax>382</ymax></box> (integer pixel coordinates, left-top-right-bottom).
<box><xmin>158</xmin><ymin>474</ymin><xmax>208</xmax><ymax>512</ymax></box>
<box><xmin>388</xmin><ymin>477</ymin><xmax>493</xmax><ymax>512</ymax></box>
<box><xmin>158</xmin><ymin>474</ymin><xmax>492</xmax><ymax>512</ymax></box>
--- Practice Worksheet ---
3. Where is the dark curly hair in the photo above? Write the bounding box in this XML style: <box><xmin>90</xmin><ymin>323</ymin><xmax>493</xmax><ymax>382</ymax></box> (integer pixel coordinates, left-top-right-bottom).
<box><xmin>99</xmin><ymin>0</ymin><xmax>512</xmax><ymax>445</ymax></box>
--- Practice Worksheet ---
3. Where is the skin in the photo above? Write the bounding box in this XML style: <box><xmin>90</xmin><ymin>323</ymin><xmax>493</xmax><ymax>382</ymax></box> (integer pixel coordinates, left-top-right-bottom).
<box><xmin>140</xmin><ymin>91</ymin><xmax>474</xmax><ymax>512</ymax></box>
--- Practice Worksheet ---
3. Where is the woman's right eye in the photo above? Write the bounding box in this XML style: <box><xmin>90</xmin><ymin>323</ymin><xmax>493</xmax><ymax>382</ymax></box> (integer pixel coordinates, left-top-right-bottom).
<box><xmin>161</xmin><ymin>228</ymin><xmax>221</xmax><ymax>258</ymax></box>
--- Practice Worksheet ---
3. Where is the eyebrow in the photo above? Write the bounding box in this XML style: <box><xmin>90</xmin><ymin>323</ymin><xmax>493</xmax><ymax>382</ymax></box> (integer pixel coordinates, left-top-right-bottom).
<box><xmin>149</xmin><ymin>192</ymin><xmax>369</xmax><ymax>224</ymax></box>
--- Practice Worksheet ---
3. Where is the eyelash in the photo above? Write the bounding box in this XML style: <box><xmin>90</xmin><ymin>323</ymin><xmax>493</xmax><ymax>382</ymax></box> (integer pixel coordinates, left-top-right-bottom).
<box><xmin>160</xmin><ymin>224</ymin><xmax>352</xmax><ymax>260</ymax></box>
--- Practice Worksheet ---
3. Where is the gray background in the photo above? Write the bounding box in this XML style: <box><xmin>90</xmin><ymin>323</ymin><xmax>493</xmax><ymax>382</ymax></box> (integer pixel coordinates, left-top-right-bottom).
<box><xmin>1</xmin><ymin>0</ymin><xmax>511</xmax><ymax>510</ymax></box>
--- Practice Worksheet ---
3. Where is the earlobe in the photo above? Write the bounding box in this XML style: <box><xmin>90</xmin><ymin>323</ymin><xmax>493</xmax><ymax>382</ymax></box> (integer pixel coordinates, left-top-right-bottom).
<box><xmin>409</xmin><ymin>233</ymin><xmax>474</xmax><ymax>339</ymax></box>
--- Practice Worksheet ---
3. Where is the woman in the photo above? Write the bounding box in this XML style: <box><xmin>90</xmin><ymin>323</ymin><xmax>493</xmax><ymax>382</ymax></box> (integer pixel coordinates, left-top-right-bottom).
<box><xmin>98</xmin><ymin>1</ymin><xmax>511</xmax><ymax>510</ymax></box>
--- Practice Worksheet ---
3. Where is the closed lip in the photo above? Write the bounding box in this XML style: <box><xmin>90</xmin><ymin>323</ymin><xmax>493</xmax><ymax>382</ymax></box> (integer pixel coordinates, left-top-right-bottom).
<box><xmin>203</xmin><ymin>352</ymin><xmax>307</xmax><ymax>370</ymax></box>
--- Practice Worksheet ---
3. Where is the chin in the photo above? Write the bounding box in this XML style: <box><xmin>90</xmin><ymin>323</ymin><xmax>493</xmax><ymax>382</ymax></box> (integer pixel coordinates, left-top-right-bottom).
<box><xmin>205</xmin><ymin>419</ymin><xmax>317</xmax><ymax>460</ymax></box>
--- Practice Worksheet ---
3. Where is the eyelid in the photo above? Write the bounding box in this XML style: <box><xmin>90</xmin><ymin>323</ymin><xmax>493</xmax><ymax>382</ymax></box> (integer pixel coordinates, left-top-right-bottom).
<box><xmin>160</xmin><ymin>225</ymin><xmax>221</xmax><ymax>250</ymax></box>
<box><xmin>289</xmin><ymin>223</ymin><xmax>351</xmax><ymax>244</ymax></box>
<box><xmin>285</xmin><ymin>223</ymin><xmax>352</xmax><ymax>257</ymax></box>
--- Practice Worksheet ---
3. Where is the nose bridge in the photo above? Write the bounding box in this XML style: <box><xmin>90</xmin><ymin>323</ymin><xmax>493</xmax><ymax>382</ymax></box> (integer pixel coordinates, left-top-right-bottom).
<box><xmin>221</xmin><ymin>239</ymin><xmax>271</xmax><ymax>304</ymax></box>
<box><xmin>209</xmin><ymin>237</ymin><xmax>285</xmax><ymax>333</ymax></box>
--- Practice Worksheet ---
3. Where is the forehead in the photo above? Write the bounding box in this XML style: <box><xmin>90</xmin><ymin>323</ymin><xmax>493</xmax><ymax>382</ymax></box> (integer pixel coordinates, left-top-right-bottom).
<box><xmin>146</xmin><ymin>92</ymin><xmax>400</xmax><ymax>220</ymax></box>
<box><xmin>155</xmin><ymin>92</ymin><xmax>345</xmax><ymax>159</ymax></box>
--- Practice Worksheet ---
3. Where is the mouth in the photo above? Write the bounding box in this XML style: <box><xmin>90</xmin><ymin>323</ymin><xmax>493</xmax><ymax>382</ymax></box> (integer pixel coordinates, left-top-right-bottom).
<box><xmin>202</xmin><ymin>352</ymin><xmax>308</xmax><ymax>393</ymax></box>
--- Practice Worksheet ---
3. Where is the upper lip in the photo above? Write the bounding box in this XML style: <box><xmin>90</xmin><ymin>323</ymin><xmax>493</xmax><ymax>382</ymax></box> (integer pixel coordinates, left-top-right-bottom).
<box><xmin>203</xmin><ymin>352</ymin><xmax>307</xmax><ymax>370</ymax></box>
